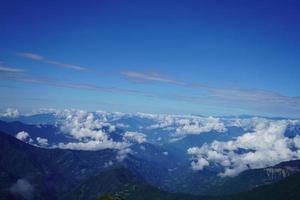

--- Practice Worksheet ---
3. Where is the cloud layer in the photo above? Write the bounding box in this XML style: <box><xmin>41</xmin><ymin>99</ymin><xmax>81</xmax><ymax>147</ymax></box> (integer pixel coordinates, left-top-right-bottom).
<box><xmin>0</xmin><ymin>108</ymin><xmax>20</xmax><ymax>118</ymax></box>
<box><xmin>5</xmin><ymin>108</ymin><xmax>300</xmax><ymax>175</ymax></box>
<box><xmin>187</xmin><ymin>118</ymin><xmax>300</xmax><ymax>177</ymax></box>
<box><xmin>144</xmin><ymin>114</ymin><xmax>227</xmax><ymax>139</ymax></box>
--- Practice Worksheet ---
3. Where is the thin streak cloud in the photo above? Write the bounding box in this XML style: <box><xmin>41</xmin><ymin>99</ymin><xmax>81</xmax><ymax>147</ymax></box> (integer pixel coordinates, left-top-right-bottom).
<box><xmin>1</xmin><ymin>64</ymin><xmax>299</xmax><ymax>117</ymax></box>
<box><xmin>18</xmin><ymin>52</ymin><xmax>87</xmax><ymax>71</ymax></box>
<box><xmin>121</xmin><ymin>70</ymin><xmax>300</xmax><ymax>116</ymax></box>
<box><xmin>121</xmin><ymin>70</ymin><xmax>186</xmax><ymax>86</ymax></box>
<box><xmin>0</xmin><ymin>62</ymin><xmax>25</xmax><ymax>73</ymax></box>
<box><xmin>0</xmin><ymin>74</ymin><xmax>154</xmax><ymax>97</ymax></box>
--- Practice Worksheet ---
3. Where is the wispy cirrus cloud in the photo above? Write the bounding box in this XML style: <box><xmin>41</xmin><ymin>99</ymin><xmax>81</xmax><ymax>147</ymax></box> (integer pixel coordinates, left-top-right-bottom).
<box><xmin>0</xmin><ymin>62</ymin><xmax>25</xmax><ymax>73</ymax></box>
<box><xmin>121</xmin><ymin>70</ymin><xmax>300</xmax><ymax>116</ymax></box>
<box><xmin>121</xmin><ymin>70</ymin><xmax>205</xmax><ymax>88</ymax></box>
<box><xmin>1</xmin><ymin>62</ymin><xmax>299</xmax><ymax>117</ymax></box>
<box><xmin>121</xmin><ymin>70</ymin><xmax>186</xmax><ymax>85</ymax></box>
<box><xmin>17</xmin><ymin>52</ymin><xmax>87</xmax><ymax>71</ymax></box>
<box><xmin>0</xmin><ymin>73</ymin><xmax>154</xmax><ymax>98</ymax></box>
<box><xmin>209</xmin><ymin>88</ymin><xmax>300</xmax><ymax>108</ymax></box>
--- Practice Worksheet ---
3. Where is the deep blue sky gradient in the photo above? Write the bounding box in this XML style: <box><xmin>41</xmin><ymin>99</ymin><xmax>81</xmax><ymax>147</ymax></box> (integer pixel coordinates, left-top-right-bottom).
<box><xmin>0</xmin><ymin>0</ymin><xmax>299</xmax><ymax>117</ymax></box>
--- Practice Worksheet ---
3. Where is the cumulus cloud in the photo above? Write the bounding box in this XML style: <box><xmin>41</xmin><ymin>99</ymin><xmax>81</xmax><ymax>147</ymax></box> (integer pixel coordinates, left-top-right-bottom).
<box><xmin>9</xmin><ymin>179</ymin><xmax>34</xmax><ymax>200</ymax></box>
<box><xmin>187</xmin><ymin>119</ymin><xmax>300</xmax><ymax>177</ymax></box>
<box><xmin>144</xmin><ymin>114</ymin><xmax>227</xmax><ymax>139</ymax></box>
<box><xmin>190</xmin><ymin>157</ymin><xmax>209</xmax><ymax>170</ymax></box>
<box><xmin>54</xmin><ymin>109</ymin><xmax>130</xmax><ymax>151</ymax></box>
<box><xmin>124</xmin><ymin>131</ymin><xmax>147</xmax><ymax>144</ymax></box>
<box><xmin>174</xmin><ymin>116</ymin><xmax>227</xmax><ymax>136</ymax></box>
<box><xmin>15</xmin><ymin>131</ymin><xmax>30</xmax><ymax>141</ymax></box>
<box><xmin>57</xmin><ymin>109</ymin><xmax>114</xmax><ymax>140</ymax></box>
<box><xmin>15</xmin><ymin>131</ymin><xmax>34</xmax><ymax>144</ymax></box>
<box><xmin>293</xmin><ymin>135</ymin><xmax>300</xmax><ymax>149</ymax></box>
<box><xmin>116</xmin><ymin>148</ymin><xmax>132</xmax><ymax>161</ymax></box>
<box><xmin>1</xmin><ymin>108</ymin><xmax>19</xmax><ymax>118</ymax></box>
<box><xmin>36</xmin><ymin>137</ymin><xmax>48</xmax><ymax>146</ymax></box>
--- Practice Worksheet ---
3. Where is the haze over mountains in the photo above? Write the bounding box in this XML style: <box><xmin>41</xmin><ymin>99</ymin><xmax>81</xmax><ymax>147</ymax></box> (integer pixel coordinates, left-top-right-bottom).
<box><xmin>1</xmin><ymin>0</ymin><xmax>300</xmax><ymax>199</ymax></box>
<box><xmin>1</xmin><ymin>108</ymin><xmax>300</xmax><ymax>199</ymax></box>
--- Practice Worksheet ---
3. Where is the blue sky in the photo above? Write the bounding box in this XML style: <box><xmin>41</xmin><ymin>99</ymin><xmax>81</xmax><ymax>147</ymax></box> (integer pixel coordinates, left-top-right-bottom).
<box><xmin>0</xmin><ymin>0</ymin><xmax>299</xmax><ymax>117</ymax></box>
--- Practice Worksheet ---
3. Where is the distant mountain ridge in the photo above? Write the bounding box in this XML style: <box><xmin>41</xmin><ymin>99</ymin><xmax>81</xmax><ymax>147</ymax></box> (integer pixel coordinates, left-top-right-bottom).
<box><xmin>1</xmin><ymin>112</ymin><xmax>300</xmax><ymax>199</ymax></box>
<box><xmin>1</xmin><ymin>131</ymin><xmax>300</xmax><ymax>200</ymax></box>
<box><xmin>1</xmin><ymin>117</ymin><xmax>300</xmax><ymax>196</ymax></box>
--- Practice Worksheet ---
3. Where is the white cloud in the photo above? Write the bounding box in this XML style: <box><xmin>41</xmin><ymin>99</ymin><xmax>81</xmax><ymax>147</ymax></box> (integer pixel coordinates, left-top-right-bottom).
<box><xmin>9</xmin><ymin>179</ymin><xmax>34</xmax><ymax>200</ymax></box>
<box><xmin>169</xmin><ymin>136</ymin><xmax>186</xmax><ymax>143</ymax></box>
<box><xmin>50</xmin><ymin>110</ymin><xmax>131</xmax><ymax>151</ymax></box>
<box><xmin>187</xmin><ymin>119</ymin><xmax>300</xmax><ymax>177</ymax></box>
<box><xmin>24</xmin><ymin>108</ymin><xmax>59</xmax><ymax>116</ymax></box>
<box><xmin>16</xmin><ymin>131</ymin><xmax>29</xmax><ymax>141</ymax></box>
<box><xmin>124</xmin><ymin>131</ymin><xmax>147</xmax><ymax>144</ymax></box>
<box><xmin>144</xmin><ymin>114</ymin><xmax>227</xmax><ymax>139</ymax></box>
<box><xmin>121</xmin><ymin>70</ymin><xmax>300</xmax><ymax>116</ymax></box>
<box><xmin>293</xmin><ymin>135</ymin><xmax>300</xmax><ymax>149</ymax></box>
<box><xmin>18</xmin><ymin>52</ymin><xmax>87</xmax><ymax>71</ymax></box>
<box><xmin>36</xmin><ymin>137</ymin><xmax>48</xmax><ymax>146</ymax></box>
<box><xmin>1</xmin><ymin>108</ymin><xmax>19</xmax><ymax>118</ymax></box>
<box><xmin>57</xmin><ymin>109</ymin><xmax>114</xmax><ymax>140</ymax></box>
<box><xmin>121</xmin><ymin>71</ymin><xmax>179</xmax><ymax>84</ymax></box>
<box><xmin>54</xmin><ymin>110</ymin><xmax>136</xmax><ymax>160</ymax></box>
<box><xmin>18</xmin><ymin>52</ymin><xmax>44</xmax><ymax>61</ymax></box>
<box><xmin>57</xmin><ymin>139</ymin><xmax>128</xmax><ymax>151</ymax></box>
<box><xmin>174</xmin><ymin>116</ymin><xmax>227</xmax><ymax>136</ymax></box>
<box><xmin>116</xmin><ymin>148</ymin><xmax>132</xmax><ymax>161</ymax></box>
<box><xmin>8</xmin><ymin>109</ymin><xmax>300</xmax><ymax>172</ymax></box>
<box><xmin>0</xmin><ymin>65</ymin><xmax>25</xmax><ymax>73</ymax></box>
<box><xmin>116</xmin><ymin>123</ymin><xmax>130</xmax><ymax>128</ymax></box>
<box><xmin>190</xmin><ymin>157</ymin><xmax>210</xmax><ymax>170</ymax></box>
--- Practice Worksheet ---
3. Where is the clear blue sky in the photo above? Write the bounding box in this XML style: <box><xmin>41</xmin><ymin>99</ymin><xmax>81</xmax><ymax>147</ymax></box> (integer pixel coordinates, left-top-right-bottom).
<box><xmin>0</xmin><ymin>0</ymin><xmax>299</xmax><ymax>117</ymax></box>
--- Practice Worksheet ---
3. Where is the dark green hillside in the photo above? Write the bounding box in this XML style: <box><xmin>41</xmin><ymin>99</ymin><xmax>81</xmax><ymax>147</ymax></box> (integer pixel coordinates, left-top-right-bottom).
<box><xmin>221</xmin><ymin>172</ymin><xmax>300</xmax><ymax>200</ymax></box>
<box><xmin>0</xmin><ymin>131</ymin><xmax>117</xmax><ymax>199</ymax></box>
<box><xmin>64</xmin><ymin>167</ymin><xmax>143</xmax><ymax>200</ymax></box>
<box><xmin>68</xmin><ymin>167</ymin><xmax>206</xmax><ymax>200</ymax></box>
<box><xmin>96</xmin><ymin>171</ymin><xmax>300</xmax><ymax>200</ymax></box>
<box><xmin>1</xmin><ymin>131</ymin><xmax>300</xmax><ymax>200</ymax></box>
